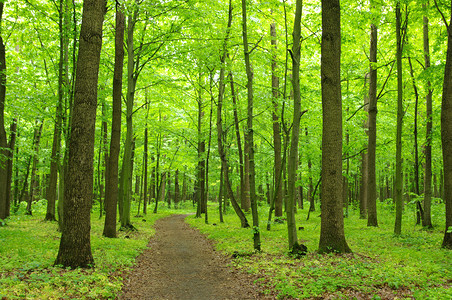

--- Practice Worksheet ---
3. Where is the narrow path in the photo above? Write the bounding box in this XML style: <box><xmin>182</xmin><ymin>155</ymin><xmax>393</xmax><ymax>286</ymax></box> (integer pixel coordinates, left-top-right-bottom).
<box><xmin>118</xmin><ymin>214</ymin><xmax>268</xmax><ymax>300</ymax></box>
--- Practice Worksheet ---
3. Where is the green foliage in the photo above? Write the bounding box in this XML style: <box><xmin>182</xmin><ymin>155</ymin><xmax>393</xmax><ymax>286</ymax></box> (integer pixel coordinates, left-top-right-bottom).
<box><xmin>0</xmin><ymin>203</ymin><xmax>191</xmax><ymax>299</ymax></box>
<box><xmin>187</xmin><ymin>201</ymin><xmax>452</xmax><ymax>299</ymax></box>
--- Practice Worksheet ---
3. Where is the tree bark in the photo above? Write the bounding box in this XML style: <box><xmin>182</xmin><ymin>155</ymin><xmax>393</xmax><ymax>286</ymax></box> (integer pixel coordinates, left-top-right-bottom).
<box><xmin>120</xmin><ymin>10</ymin><xmax>138</xmax><ymax>230</ymax></box>
<box><xmin>319</xmin><ymin>0</ymin><xmax>351</xmax><ymax>254</ymax></box>
<box><xmin>367</xmin><ymin>1</ymin><xmax>378</xmax><ymax>227</ymax></box>
<box><xmin>5</xmin><ymin>119</ymin><xmax>16</xmax><ymax>218</ymax></box>
<box><xmin>440</xmin><ymin>0</ymin><xmax>452</xmax><ymax>249</ymax></box>
<box><xmin>271</xmin><ymin>22</ymin><xmax>284</xmax><ymax>219</ymax></box>
<box><xmin>55</xmin><ymin>0</ymin><xmax>106</xmax><ymax>268</ymax></box>
<box><xmin>286</xmin><ymin>0</ymin><xmax>303</xmax><ymax>252</ymax></box>
<box><xmin>423</xmin><ymin>3</ymin><xmax>433</xmax><ymax>229</ymax></box>
<box><xmin>0</xmin><ymin>2</ymin><xmax>7</xmax><ymax>221</ymax></box>
<box><xmin>103</xmin><ymin>4</ymin><xmax>124</xmax><ymax>238</ymax></box>
<box><xmin>394</xmin><ymin>2</ymin><xmax>404</xmax><ymax>236</ymax></box>
<box><xmin>241</xmin><ymin>0</ymin><xmax>261</xmax><ymax>251</ymax></box>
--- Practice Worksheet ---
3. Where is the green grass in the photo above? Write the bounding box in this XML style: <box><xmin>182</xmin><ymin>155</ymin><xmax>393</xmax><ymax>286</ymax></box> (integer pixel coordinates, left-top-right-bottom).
<box><xmin>187</xmin><ymin>200</ymin><xmax>452</xmax><ymax>299</ymax></box>
<box><xmin>0</xmin><ymin>199</ymin><xmax>194</xmax><ymax>299</ymax></box>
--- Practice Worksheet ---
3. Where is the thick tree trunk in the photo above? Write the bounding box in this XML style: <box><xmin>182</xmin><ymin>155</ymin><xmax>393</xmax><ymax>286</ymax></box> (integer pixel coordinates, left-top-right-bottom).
<box><xmin>242</xmin><ymin>0</ymin><xmax>261</xmax><ymax>251</ymax></box>
<box><xmin>367</xmin><ymin>5</ymin><xmax>378</xmax><ymax>227</ymax></box>
<box><xmin>440</xmin><ymin>1</ymin><xmax>452</xmax><ymax>249</ymax></box>
<box><xmin>55</xmin><ymin>0</ymin><xmax>106</xmax><ymax>268</ymax></box>
<box><xmin>394</xmin><ymin>2</ymin><xmax>404</xmax><ymax>236</ymax></box>
<box><xmin>319</xmin><ymin>0</ymin><xmax>351</xmax><ymax>254</ymax></box>
<box><xmin>423</xmin><ymin>4</ymin><xmax>433</xmax><ymax>229</ymax></box>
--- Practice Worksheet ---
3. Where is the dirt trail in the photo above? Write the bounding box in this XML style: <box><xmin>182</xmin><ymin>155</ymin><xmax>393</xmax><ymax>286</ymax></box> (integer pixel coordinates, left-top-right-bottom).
<box><xmin>118</xmin><ymin>214</ymin><xmax>269</xmax><ymax>300</ymax></box>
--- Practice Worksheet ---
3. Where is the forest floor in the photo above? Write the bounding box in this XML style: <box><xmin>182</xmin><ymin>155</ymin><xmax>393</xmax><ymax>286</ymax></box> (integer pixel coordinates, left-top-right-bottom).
<box><xmin>118</xmin><ymin>214</ymin><xmax>273</xmax><ymax>300</ymax></box>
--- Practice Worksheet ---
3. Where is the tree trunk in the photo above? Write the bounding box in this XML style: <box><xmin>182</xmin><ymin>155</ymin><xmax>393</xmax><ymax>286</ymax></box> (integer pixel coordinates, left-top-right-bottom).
<box><xmin>143</xmin><ymin>126</ymin><xmax>148</xmax><ymax>214</ymax></box>
<box><xmin>120</xmin><ymin>10</ymin><xmax>138</xmax><ymax>230</ymax></box>
<box><xmin>271</xmin><ymin>22</ymin><xmax>284</xmax><ymax>219</ymax></box>
<box><xmin>217</xmin><ymin>0</ymin><xmax>249</xmax><ymax>229</ymax></box>
<box><xmin>286</xmin><ymin>0</ymin><xmax>303</xmax><ymax>253</ymax></box>
<box><xmin>103</xmin><ymin>4</ymin><xmax>124</xmax><ymax>238</ymax></box>
<box><xmin>241</xmin><ymin>0</ymin><xmax>261</xmax><ymax>251</ymax></box>
<box><xmin>394</xmin><ymin>2</ymin><xmax>404</xmax><ymax>236</ymax></box>
<box><xmin>55</xmin><ymin>0</ymin><xmax>106</xmax><ymax>268</ymax></box>
<box><xmin>230</xmin><ymin>72</ymin><xmax>246</xmax><ymax>212</ymax></box>
<box><xmin>319</xmin><ymin>0</ymin><xmax>351</xmax><ymax>254</ymax></box>
<box><xmin>440</xmin><ymin>0</ymin><xmax>452</xmax><ymax>249</ymax></box>
<box><xmin>243</xmin><ymin>134</ymin><xmax>251</xmax><ymax>212</ymax></box>
<box><xmin>423</xmin><ymin>3</ymin><xmax>433</xmax><ymax>229</ymax></box>
<box><xmin>27</xmin><ymin>120</ymin><xmax>44</xmax><ymax>215</ymax></box>
<box><xmin>5</xmin><ymin>119</ymin><xmax>16</xmax><ymax>218</ymax></box>
<box><xmin>0</xmin><ymin>2</ymin><xmax>7</xmax><ymax>221</ymax></box>
<box><xmin>367</xmin><ymin>1</ymin><xmax>378</xmax><ymax>227</ymax></box>
<box><xmin>360</xmin><ymin>75</ymin><xmax>369</xmax><ymax>219</ymax></box>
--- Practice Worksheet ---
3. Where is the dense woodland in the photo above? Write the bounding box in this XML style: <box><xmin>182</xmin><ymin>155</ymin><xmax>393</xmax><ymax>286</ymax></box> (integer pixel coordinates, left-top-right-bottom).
<box><xmin>1</xmin><ymin>0</ymin><xmax>452</xmax><ymax>297</ymax></box>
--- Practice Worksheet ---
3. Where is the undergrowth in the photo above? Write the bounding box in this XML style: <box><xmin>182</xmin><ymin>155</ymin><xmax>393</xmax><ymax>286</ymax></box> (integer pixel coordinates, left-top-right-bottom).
<box><xmin>187</xmin><ymin>200</ymin><xmax>452</xmax><ymax>299</ymax></box>
<box><xmin>0</xmin><ymin>199</ymin><xmax>194</xmax><ymax>299</ymax></box>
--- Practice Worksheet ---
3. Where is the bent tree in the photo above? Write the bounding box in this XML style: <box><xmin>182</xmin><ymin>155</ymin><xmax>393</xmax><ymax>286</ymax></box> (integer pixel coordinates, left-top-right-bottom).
<box><xmin>319</xmin><ymin>0</ymin><xmax>351</xmax><ymax>254</ymax></box>
<box><xmin>55</xmin><ymin>0</ymin><xmax>106</xmax><ymax>268</ymax></box>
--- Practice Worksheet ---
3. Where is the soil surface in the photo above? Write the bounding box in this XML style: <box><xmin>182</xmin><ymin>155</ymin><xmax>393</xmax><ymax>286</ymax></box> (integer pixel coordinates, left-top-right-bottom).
<box><xmin>118</xmin><ymin>214</ymin><xmax>270</xmax><ymax>300</ymax></box>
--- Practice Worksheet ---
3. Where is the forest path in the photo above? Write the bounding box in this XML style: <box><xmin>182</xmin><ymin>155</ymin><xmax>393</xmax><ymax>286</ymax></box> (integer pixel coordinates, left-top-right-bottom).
<box><xmin>118</xmin><ymin>214</ymin><xmax>268</xmax><ymax>300</ymax></box>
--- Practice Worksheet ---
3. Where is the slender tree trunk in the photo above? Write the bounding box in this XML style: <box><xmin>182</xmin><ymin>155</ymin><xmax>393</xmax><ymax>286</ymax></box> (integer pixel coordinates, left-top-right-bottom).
<box><xmin>367</xmin><ymin>2</ymin><xmax>378</xmax><ymax>227</ymax></box>
<box><xmin>423</xmin><ymin>3</ymin><xmax>433</xmax><ymax>229</ymax></box>
<box><xmin>143</xmin><ymin>126</ymin><xmax>148</xmax><ymax>214</ymax></box>
<box><xmin>440</xmin><ymin>0</ymin><xmax>452</xmax><ymax>249</ymax></box>
<box><xmin>271</xmin><ymin>22</ymin><xmax>284</xmax><ymax>219</ymax></box>
<box><xmin>243</xmin><ymin>134</ymin><xmax>251</xmax><ymax>212</ymax></box>
<box><xmin>394</xmin><ymin>2</ymin><xmax>404</xmax><ymax>236</ymax></box>
<box><xmin>174</xmin><ymin>169</ymin><xmax>180</xmax><ymax>208</ymax></box>
<box><xmin>103</xmin><ymin>4</ymin><xmax>124</xmax><ymax>238</ymax></box>
<box><xmin>286</xmin><ymin>0</ymin><xmax>303</xmax><ymax>253</ymax></box>
<box><xmin>0</xmin><ymin>2</ymin><xmax>7</xmax><ymax>221</ymax></box>
<box><xmin>241</xmin><ymin>0</ymin><xmax>261</xmax><ymax>251</ymax></box>
<box><xmin>5</xmin><ymin>119</ymin><xmax>16</xmax><ymax>218</ymax></box>
<box><xmin>217</xmin><ymin>0</ymin><xmax>249</xmax><ymax>228</ymax></box>
<box><xmin>360</xmin><ymin>75</ymin><xmax>369</xmax><ymax>219</ymax></box>
<box><xmin>55</xmin><ymin>0</ymin><xmax>106</xmax><ymax>268</ymax></box>
<box><xmin>27</xmin><ymin>121</ymin><xmax>44</xmax><ymax>215</ymax></box>
<box><xmin>120</xmin><ymin>10</ymin><xmax>138</xmax><ymax>230</ymax></box>
<box><xmin>319</xmin><ymin>0</ymin><xmax>351</xmax><ymax>254</ymax></box>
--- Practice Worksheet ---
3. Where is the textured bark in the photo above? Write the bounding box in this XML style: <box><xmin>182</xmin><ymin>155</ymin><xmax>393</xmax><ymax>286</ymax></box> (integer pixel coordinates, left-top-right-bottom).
<box><xmin>103</xmin><ymin>5</ymin><xmax>124</xmax><ymax>238</ymax></box>
<box><xmin>242</xmin><ymin>135</ymin><xmax>251</xmax><ymax>212</ymax></box>
<box><xmin>286</xmin><ymin>0</ymin><xmax>303</xmax><ymax>251</ymax></box>
<box><xmin>423</xmin><ymin>4</ymin><xmax>433</xmax><ymax>229</ymax></box>
<box><xmin>242</xmin><ymin>0</ymin><xmax>261</xmax><ymax>251</ymax></box>
<box><xmin>441</xmin><ymin>0</ymin><xmax>452</xmax><ymax>249</ymax></box>
<box><xmin>318</xmin><ymin>0</ymin><xmax>351</xmax><ymax>254</ymax></box>
<box><xmin>394</xmin><ymin>2</ymin><xmax>404</xmax><ymax>236</ymax></box>
<box><xmin>55</xmin><ymin>0</ymin><xmax>106</xmax><ymax>268</ymax></box>
<box><xmin>271</xmin><ymin>23</ymin><xmax>283</xmax><ymax>218</ymax></box>
<box><xmin>0</xmin><ymin>2</ymin><xmax>7</xmax><ymax>221</ymax></box>
<box><xmin>367</xmin><ymin>9</ymin><xmax>378</xmax><ymax>227</ymax></box>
